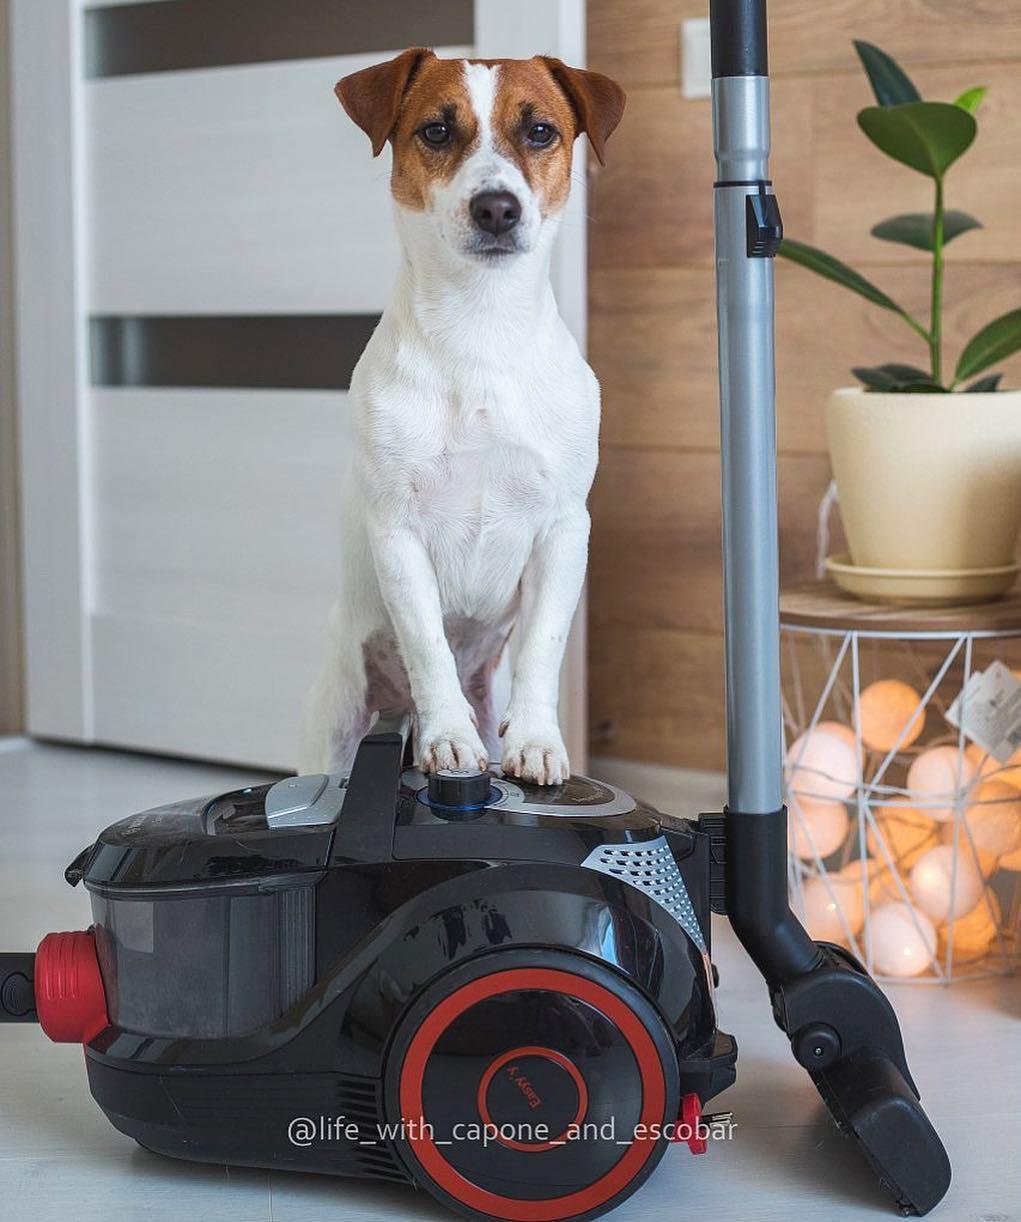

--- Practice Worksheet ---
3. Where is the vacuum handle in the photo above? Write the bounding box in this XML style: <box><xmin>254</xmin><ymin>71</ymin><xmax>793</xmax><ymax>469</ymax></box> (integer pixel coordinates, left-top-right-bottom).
<box><xmin>710</xmin><ymin>0</ymin><xmax>767</xmax><ymax>79</ymax></box>
<box><xmin>711</xmin><ymin>0</ymin><xmax>784</xmax><ymax>816</ymax></box>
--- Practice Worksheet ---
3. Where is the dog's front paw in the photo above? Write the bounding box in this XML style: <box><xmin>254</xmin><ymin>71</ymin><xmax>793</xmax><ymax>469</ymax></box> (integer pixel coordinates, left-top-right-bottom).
<box><xmin>416</xmin><ymin>711</ymin><xmax>489</xmax><ymax>774</ymax></box>
<box><xmin>500</xmin><ymin>718</ymin><xmax>570</xmax><ymax>786</ymax></box>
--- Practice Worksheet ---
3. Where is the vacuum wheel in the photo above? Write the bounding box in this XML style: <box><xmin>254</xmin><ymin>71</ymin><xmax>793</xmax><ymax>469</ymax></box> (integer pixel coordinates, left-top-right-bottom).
<box><xmin>384</xmin><ymin>949</ymin><xmax>680</xmax><ymax>1222</ymax></box>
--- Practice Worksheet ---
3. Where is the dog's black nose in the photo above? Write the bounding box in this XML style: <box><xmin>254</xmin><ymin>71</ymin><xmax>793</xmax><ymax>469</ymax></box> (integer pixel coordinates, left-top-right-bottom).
<box><xmin>470</xmin><ymin>190</ymin><xmax>521</xmax><ymax>236</ymax></box>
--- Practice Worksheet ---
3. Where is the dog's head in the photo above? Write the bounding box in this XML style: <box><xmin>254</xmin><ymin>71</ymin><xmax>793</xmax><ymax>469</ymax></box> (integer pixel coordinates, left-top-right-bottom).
<box><xmin>336</xmin><ymin>51</ymin><xmax>625</xmax><ymax>263</ymax></box>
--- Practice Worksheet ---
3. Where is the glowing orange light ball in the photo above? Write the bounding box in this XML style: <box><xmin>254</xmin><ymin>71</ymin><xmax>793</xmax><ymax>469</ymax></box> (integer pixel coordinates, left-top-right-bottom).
<box><xmin>965</xmin><ymin>741</ymin><xmax>1021</xmax><ymax>790</ymax></box>
<box><xmin>939</xmin><ymin>891</ymin><xmax>1002</xmax><ymax>964</ymax></box>
<box><xmin>958</xmin><ymin>779</ymin><xmax>1021</xmax><ymax>859</ymax></box>
<box><xmin>857</xmin><ymin>679</ymin><xmax>924</xmax><ymax>753</ymax></box>
<box><xmin>865</xmin><ymin>805</ymin><xmax>939</xmax><ymax>871</ymax></box>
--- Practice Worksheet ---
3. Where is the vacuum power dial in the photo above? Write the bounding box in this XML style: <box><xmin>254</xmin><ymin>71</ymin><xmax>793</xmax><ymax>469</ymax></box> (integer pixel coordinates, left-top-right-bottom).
<box><xmin>426</xmin><ymin>768</ymin><xmax>492</xmax><ymax>809</ymax></box>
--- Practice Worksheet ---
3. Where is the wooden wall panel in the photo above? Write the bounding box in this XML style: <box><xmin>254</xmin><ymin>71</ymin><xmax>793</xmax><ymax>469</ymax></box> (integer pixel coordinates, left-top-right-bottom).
<box><xmin>589</xmin><ymin>449</ymin><xmax>833</xmax><ymax>635</ymax></box>
<box><xmin>589</xmin><ymin>0</ymin><xmax>1021</xmax><ymax>90</ymax></box>
<box><xmin>587</xmin><ymin>0</ymin><xmax>1021</xmax><ymax>771</ymax></box>
<box><xmin>589</xmin><ymin>624</ymin><xmax>726</xmax><ymax>768</ymax></box>
<box><xmin>591</xmin><ymin>262</ymin><xmax>1021</xmax><ymax>457</ymax></box>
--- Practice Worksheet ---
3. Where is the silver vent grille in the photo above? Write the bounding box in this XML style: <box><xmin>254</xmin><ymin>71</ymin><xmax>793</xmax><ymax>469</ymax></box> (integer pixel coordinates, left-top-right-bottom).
<box><xmin>582</xmin><ymin>837</ymin><xmax>707</xmax><ymax>953</ymax></box>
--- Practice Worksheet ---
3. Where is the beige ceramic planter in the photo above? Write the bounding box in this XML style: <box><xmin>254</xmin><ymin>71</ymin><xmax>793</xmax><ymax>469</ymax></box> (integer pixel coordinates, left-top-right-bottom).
<box><xmin>826</xmin><ymin>387</ymin><xmax>1021</xmax><ymax>600</ymax></box>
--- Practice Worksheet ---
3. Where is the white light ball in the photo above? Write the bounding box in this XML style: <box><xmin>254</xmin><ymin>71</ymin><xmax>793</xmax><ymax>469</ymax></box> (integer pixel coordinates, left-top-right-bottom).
<box><xmin>961</xmin><ymin>780</ymin><xmax>1021</xmax><ymax>858</ymax></box>
<box><xmin>869</xmin><ymin>902</ymin><xmax>937</xmax><ymax>977</ymax></box>
<box><xmin>801</xmin><ymin>865</ymin><xmax>866</xmax><ymax>943</ymax></box>
<box><xmin>910</xmin><ymin>844</ymin><xmax>984</xmax><ymax>922</ymax></box>
<box><xmin>906</xmin><ymin>746</ymin><xmax>977</xmax><ymax>822</ymax></box>
<box><xmin>858</xmin><ymin>679</ymin><xmax>924</xmax><ymax>752</ymax></box>
<box><xmin>788</xmin><ymin>795</ymin><xmax>850</xmax><ymax>859</ymax></box>
<box><xmin>786</xmin><ymin>722</ymin><xmax>857</xmax><ymax>802</ymax></box>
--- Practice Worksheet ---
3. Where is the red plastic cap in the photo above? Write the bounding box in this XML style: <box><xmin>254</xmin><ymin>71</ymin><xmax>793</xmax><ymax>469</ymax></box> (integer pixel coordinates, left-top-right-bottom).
<box><xmin>680</xmin><ymin>1091</ymin><xmax>708</xmax><ymax>1155</ymax></box>
<box><xmin>35</xmin><ymin>930</ymin><xmax>109</xmax><ymax>1044</ymax></box>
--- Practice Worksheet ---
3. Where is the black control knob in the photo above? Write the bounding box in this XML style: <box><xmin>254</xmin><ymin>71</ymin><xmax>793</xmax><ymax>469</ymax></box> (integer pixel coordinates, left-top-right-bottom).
<box><xmin>427</xmin><ymin>768</ymin><xmax>492</xmax><ymax>810</ymax></box>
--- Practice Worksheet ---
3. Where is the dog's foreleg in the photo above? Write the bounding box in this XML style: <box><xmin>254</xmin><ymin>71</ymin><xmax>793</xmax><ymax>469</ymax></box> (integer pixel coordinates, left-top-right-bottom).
<box><xmin>500</xmin><ymin>510</ymin><xmax>590</xmax><ymax>785</ymax></box>
<box><xmin>371</xmin><ymin>525</ymin><xmax>488</xmax><ymax>772</ymax></box>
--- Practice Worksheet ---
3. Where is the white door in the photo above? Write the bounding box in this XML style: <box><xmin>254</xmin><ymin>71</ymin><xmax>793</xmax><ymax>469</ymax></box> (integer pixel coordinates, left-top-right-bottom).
<box><xmin>11</xmin><ymin>0</ymin><xmax>588</xmax><ymax>771</ymax></box>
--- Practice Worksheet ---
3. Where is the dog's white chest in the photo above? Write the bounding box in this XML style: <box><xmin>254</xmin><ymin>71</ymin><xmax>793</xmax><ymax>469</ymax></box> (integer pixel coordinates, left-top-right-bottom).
<box><xmin>401</xmin><ymin>391</ymin><xmax>561</xmax><ymax>617</ymax></box>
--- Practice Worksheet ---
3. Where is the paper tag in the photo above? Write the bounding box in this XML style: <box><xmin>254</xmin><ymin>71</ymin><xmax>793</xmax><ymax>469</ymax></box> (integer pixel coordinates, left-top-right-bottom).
<box><xmin>945</xmin><ymin>660</ymin><xmax>1021</xmax><ymax>763</ymax></box>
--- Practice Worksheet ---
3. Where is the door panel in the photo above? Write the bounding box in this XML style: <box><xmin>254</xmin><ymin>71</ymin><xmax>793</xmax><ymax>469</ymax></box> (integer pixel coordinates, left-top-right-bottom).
<box><xmin>13</xmin><ymin>0</ymin><xmax>588</xmax><ymax>771</ymax></box>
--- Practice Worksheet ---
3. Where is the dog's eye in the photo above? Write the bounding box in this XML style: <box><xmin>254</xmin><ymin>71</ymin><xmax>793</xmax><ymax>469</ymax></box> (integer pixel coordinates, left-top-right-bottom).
<box><xmin>420</xmin><ymin>123</ymin><xmax>451</xmax><ymax>146</ymax></box>
<box><xmin>526</xmin><ymin>123</ymin><xmax>557</xmax><ymax>148</ymax></box>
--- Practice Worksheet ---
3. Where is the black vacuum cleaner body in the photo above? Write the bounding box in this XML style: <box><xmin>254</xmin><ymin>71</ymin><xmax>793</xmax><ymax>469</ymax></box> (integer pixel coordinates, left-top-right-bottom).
<box><xmin>2</xmin><ymin>2</ymin><xmax>953</xmax><ymax>1217</ymax></box>
<box><xmin>8</xmin><ymin>714</ymin><xmax>738</xmax><ymax>1221</ymax></box>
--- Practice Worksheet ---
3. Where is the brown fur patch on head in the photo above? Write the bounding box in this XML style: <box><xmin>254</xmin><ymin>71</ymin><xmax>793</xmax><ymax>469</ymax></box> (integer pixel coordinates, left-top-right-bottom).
<box><xmin>386</xmin><ymin>56</ymin><xmax>477</xmax><ymax>212</ymax></box>
<box><xmin>488</xmin><ymin>57</ymin><xmax>581</xmax><ymax>216</ymax></box>
<box><xmin>539</xmin><ymin>58</ymin><xmax>627</xmax><ymax>166</ymax></box>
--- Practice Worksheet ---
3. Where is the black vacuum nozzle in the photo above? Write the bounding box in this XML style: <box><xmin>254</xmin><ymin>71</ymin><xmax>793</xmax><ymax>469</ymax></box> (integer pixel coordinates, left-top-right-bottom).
<box><xmin>708</xmin><ymin>808</ymin><xmax>951</xmax><ymax>1216</ymax></box>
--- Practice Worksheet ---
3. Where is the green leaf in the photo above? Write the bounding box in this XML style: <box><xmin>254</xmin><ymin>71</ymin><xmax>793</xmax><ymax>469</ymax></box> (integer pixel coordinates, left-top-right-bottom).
<box><xmin>852</xmin><ymin>363</ymin><xmax>934</xmax><ymax>390</ymax></box>
<box><xmin>778</xmin><ymin>239</ymin><xmax>911</xmax><ymax>314</ymax></box>
<box><xmin>955</xmin><ymin>308</ymin><xmax>1021</xmax><ymax>382</ymax></box>
<box><xmin>853</xmin><ymin>364</ymin><xmax>945</xmax><ymax>392</ymax></box>
<box><xmin>954</xmin><ymin>86</ymin><xmax>987</xmax><ymax>115</ymax></box>
<box><xmin>871</xmin><ymin>210</ymin><xmax>982</xmax><ymax>251</ymax></box>
<box><xmin>964</xmin><ymin>372</ymin><xmax>1003</xmax><ymax>392</ymax></box>
<box><xmin>853</xmin><ymin>41</ymin><xmax>921</xmax><ymax>106</ymax></box>
<box><xmin>858</xmin><ymin>102</ymin><xmax>977</xmax><ymax>178</ymax></box>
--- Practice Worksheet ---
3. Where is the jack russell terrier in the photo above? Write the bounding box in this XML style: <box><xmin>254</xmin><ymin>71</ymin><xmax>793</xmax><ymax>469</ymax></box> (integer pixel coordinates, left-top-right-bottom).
<box><xmin>302</xmin><ymin>49</ymin><xmax>626</xmax><ymax>786</ymax></box>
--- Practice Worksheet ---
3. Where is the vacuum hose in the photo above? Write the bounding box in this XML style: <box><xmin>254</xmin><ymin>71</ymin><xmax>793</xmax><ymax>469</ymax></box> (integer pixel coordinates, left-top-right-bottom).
<box><xmin>0</xmin><ymin>952</ymin><xmax>37</xmax><ymax>1022</ymax></box>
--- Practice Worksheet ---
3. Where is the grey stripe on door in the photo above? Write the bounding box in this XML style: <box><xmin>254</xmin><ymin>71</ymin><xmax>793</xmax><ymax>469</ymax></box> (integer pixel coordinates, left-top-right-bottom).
<box><xmin>90</xmin><ymin>315</ymin><xmax>380</xmax><ymax>390</ymax></box>
<box><xmin>85</xmin><ymin>0</ymin><xmax>475</xmax><ymax>78</ymax></box>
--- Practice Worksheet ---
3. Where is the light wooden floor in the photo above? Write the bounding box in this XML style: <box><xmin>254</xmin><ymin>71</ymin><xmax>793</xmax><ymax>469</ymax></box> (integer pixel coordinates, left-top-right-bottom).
<box><xmin>0</xmin><ymin>740</ymin><xmax>1017</xmax><ymax>1220</ymax></box>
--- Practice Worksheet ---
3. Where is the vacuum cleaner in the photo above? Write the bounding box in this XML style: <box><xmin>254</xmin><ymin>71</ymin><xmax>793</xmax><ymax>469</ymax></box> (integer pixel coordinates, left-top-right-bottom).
<box><xmin>0</xmin><ymin>3</ymin><xmax>951</xmax><ymax>1218</ymax></box>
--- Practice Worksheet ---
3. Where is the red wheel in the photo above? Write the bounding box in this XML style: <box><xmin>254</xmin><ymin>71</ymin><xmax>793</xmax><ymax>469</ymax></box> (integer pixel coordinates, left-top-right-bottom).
<box><xmin>384</xmin><ymin>950</ymin><xmax>680</xmax><ymax>1222</ymax></box>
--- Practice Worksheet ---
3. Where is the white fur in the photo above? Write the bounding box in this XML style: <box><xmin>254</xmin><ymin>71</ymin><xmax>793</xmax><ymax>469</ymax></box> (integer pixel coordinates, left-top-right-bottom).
<box><xmin>302</xmin><ymin>62</ymin><xmax>598</xmax><ymax>785</ymax></box>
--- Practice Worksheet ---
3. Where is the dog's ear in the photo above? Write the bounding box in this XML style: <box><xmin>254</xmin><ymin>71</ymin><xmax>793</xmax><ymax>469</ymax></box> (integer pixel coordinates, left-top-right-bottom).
<box><xmin>541</xmin><ymin>58</ymin><xmax>626</xmax><ymax>166</ymax></box>
<box><xmin>335</xmin><ymin>48</ymin><xmax>435</xmax><ymax>157</ymax></box>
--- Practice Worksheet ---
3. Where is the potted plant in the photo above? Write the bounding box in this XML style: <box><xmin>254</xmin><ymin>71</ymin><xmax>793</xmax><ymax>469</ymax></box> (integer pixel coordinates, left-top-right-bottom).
<box><xmin>780</xmin><ymin>42</ymin><xmax>1021</xmax><ymax>604</ymax></box>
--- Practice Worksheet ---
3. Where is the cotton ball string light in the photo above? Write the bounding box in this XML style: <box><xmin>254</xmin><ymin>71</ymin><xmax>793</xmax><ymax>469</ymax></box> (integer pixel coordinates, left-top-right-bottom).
<box><xmin>958</xmin><ymin>780</ymin><xmax>1021</xmax><ymax>859</ymax></box>
<box><xmin>869</xmin><ymin>902</ymin><xmax>937</xmax><ymax>977</ymax></box>
<box><xmin>965</xmin><ymin>741</ymin><xmax>1021</xmax><ymax>791</ymax></box>
<box><xmin>857</xmin><ymin>679</ymin><xmax>924</xmax><ymax>752</ymax></box>
<box><xmin>865</xmin><ymin>805</ymin><xmax>939</xmax><ymax>870</ymax></box>
<box><xmin>785</xmin><ymin>721</ymin><xmax>857</xmax><ymax>802</ymax></box>
<box><xmin>801</xmin><ymin>865</ymin><xmax>866</xmax><ymax>943</ymax></box>
<box><xmin>909</xmin><ymin>844</ymin><xmax>984</xmax><ymax>922</ymax></box>
<box><xmin>788</xmin><ymin>794</ymin><xmax>850</xmax><ymax>859</ymax></box>
<box><xmin>905</xmin><ymin>746</ymin><xmax>977</xmax><ymax>822</ymax></box>
<box><xmin>938</xmin><ymin>823</ymin><xmax>998</xmax><ymax>878</ymax></box>
<box><xmin>939</xmin><ymin>891</ymin><xmax>1002</xmax><ymax>964</ymax></box>
<box><xmin>999</xmin><ymin>844</ymin><xmax>1021</xmax><ymax>871</ymax></box>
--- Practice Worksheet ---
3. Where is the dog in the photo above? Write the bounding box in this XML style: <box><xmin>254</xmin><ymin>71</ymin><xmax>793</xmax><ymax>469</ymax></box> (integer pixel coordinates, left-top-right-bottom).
<box><xmin>301</xmin><ymin>49</ymin><xmax>625</xmax><ymax>785</ymax></box>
